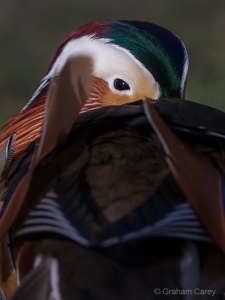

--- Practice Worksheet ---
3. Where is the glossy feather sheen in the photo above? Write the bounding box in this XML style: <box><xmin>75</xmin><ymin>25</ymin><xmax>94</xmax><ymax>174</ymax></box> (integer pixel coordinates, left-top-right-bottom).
<box><xmin>48</xmin><ymin>20</ymin><xmax>188</xmax><ymax>98</ymax></box>
<box><xmin>23</xmin><ymin>20</ymin><xmax>188</xmax><ymax>111</ymax></box>
<box><xmin>1</xmin><ymin>99</ymin><xmax>225</xmax><ymax>299</ymax></box>
<box><xmin>0</xmin><ymin>20</ymin><xmax>188</xmax><ymax>165</ymax></box>
<box><xmin>104</xmin><ymin>21</ymin><xmax>188</xmax><ymax>98</ymax></box>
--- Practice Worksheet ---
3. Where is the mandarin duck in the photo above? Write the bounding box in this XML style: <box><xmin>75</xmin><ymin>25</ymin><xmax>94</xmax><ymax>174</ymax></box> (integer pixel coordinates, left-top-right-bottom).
<box><xmin>0</xmin><ymin>20</ymin><xmax>225</xmax><ymax>300</ymax></box>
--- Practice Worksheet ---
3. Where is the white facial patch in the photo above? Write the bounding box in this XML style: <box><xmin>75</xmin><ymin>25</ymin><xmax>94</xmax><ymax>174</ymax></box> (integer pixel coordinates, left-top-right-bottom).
<box><xmin>47</xmin><ymin>35</ymin><xmax>160</xmax><ymax>99</ymax></box>
<box><xmin>24</xmin><ymin>34</ymin><xmax>160</xmax><ymax>110</ymax></box>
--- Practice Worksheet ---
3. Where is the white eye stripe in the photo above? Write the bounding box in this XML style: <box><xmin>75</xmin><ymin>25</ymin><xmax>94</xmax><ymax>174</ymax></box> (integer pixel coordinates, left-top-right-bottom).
<box><xmin>23</xmin><ymin>35</ymin><xmax>160</xmax><ymax>111</ymax></box>
<box><xmin>49</xmin><ymin>36</ymin><xmax>158</xmax><ymax>93</ymax></box>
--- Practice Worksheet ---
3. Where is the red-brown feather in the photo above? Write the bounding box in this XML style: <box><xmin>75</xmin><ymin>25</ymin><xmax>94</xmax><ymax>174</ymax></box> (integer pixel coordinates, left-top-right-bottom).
<box><xmin>0</xmin><ymin>96</ymin><xmax>45</xmax><ymax>160</ymax></box>
<box><xmin>48</xmin><ymin>20</ymin><xmax>111</xmax><ymax>73</ymax></box>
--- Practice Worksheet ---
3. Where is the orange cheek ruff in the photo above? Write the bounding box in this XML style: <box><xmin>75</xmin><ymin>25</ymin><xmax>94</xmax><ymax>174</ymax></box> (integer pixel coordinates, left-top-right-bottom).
<box><xmin>82</xmin><ymin>77</ymin><xmax>134</xmax><ymax>112</ymax></box>
<box><xmin>0</xmin><ymin>77</ymin><xmax>134</xmax><ymax>161</ymax></box>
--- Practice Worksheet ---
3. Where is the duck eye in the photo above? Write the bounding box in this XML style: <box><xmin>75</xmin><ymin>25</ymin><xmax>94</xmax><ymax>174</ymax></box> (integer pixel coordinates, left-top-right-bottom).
<box><xmin>113</xmin><ymin>78</ymin><xmax>130</xmax><ymax>91</ymax></box>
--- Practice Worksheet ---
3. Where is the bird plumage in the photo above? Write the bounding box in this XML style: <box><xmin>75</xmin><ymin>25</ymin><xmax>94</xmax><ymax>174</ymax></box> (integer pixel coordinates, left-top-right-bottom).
<box><xmin>0</xmin><ymin>20</ymin><xmax>224</xmax><ymax>299</ymax></box>
<box><xmin>0</xmin><ymin>55</ymin><xmax>94</xmax><ymax>299</ymax></box>
<box><xmin>4</xmin><ymin>98</ymin><xmax>225</xmax><ymax>299</ymax></box>
<box><xmin>46</xmin><ymin>21</ymin><xmax>188</xmax><ymax>99</ymax></box>
<box><xmin>0</xmin><ymin>20</ymin><xmax>188</xmax><ymax>161</ymax></box>
<box><xmin>8</xmin><ymin>98</ymin><xmax>225</xmax><ymax>246</ymax></box>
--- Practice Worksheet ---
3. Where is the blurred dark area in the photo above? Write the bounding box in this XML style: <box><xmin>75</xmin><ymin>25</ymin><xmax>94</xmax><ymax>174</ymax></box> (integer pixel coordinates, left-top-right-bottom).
<box><xmin>0</xmin><ymin>0</ymin><xmax>225</xmax><ymax>123</ymax></box>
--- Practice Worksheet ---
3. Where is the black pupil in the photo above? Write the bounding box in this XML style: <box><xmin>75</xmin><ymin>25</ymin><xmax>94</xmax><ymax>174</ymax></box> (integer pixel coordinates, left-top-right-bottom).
<box><xmin>114</xmin><ymin>78</ymin><xmax>130</xmax><ymax>91</ymax></box>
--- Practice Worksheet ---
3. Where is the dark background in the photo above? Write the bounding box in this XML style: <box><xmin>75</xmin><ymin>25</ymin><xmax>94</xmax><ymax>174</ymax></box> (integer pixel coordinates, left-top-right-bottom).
<box><xmin>1</xmin><ymin>0</ymin><xmax>225</xmax><ymax>123</ymax></box>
